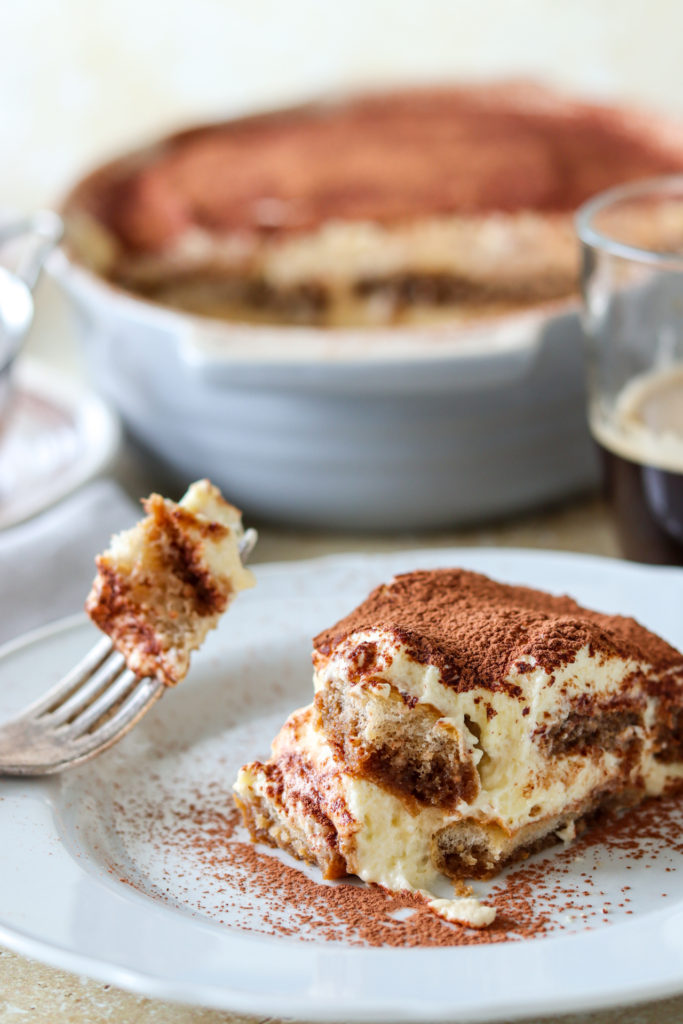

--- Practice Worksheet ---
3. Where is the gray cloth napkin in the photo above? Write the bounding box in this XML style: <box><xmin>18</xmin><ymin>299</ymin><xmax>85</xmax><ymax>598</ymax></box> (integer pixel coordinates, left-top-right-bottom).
<box><xmin>0</xmin><ymin>479</ymin><xmax>138</xmax><ymax>645</ymax></box>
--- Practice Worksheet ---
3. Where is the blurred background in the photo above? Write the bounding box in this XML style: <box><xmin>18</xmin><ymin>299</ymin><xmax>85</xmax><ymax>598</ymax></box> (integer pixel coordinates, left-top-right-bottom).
<box><xmin>3</xmin><ymin>0</ymin><xmax>683</xmax><ymax>546</ymax></box>
<box><xmin>3</xmin><ymin>0</ymin><xmax>683</xmax><ymax>547</ymax></box>
<box><xmin>3</xmin><ymin>0</ymin><xmax>683</xmax><ymax>212</ymax></box>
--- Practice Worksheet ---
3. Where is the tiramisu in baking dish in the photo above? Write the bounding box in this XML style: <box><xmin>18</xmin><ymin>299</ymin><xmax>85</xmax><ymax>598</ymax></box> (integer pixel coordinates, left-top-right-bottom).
<box><xmin>234</xmin><ymin>569</ymin><xmax>683</xmax><ymax>926</ymax></box>
<box><xmin>64</xmin><ymin>82</ymin><xmax>683</xmax><ymax>326</ymax></box>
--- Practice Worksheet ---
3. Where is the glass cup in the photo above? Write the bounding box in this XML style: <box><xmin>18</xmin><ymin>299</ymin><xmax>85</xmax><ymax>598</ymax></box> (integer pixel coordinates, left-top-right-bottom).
<box><xmin>577</xmin><ymin>176</ymin><xmax>683</xmax><ymax>565</ymax></box>
<box><xmin>0</xmin><ymin>212</ymin><xmax>63</xmax><ymax>434</ymax></box>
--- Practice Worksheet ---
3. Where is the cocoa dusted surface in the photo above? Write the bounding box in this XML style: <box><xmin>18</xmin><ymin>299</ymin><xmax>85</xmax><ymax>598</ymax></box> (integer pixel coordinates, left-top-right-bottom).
<box><xmin>84</xmin><ymin>83</ymin><xmax>683</xmax><ymax>253</ymax></box>
<box><xmin>313</xmin><ymin>568</ymin><xmax>683</xmax><ymax>693</ymax></box>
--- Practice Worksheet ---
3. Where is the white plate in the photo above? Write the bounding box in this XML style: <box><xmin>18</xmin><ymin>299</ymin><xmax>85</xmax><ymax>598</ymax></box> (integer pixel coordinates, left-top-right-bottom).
<box><xmin>1</xmin><ymin>548</ymin><xmax>683</xmax><ymax>1022</ymax></box>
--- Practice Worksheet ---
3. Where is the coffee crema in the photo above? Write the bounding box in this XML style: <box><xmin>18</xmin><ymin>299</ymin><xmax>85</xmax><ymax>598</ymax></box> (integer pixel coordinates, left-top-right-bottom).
<box><xmin>591</xmin><ymin>366</ymin><xmax>683</xmax><ymax>565</ymax></box>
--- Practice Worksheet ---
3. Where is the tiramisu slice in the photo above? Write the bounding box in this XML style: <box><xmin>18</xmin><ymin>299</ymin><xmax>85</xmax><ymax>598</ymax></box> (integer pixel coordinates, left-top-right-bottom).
<box><xmin>235</xmin><ymin>569</ymin><xmax>683</xmax><ymax>925</ymax></box>
<box><xmin>86</xmin><ymin>479</ymin><xmax>255</xmax><ymax>686</ymax></box>
<box><xmin>64</xmin><ymin>82</ymin><xmax>683</xmax><ymax>327</ymax></box>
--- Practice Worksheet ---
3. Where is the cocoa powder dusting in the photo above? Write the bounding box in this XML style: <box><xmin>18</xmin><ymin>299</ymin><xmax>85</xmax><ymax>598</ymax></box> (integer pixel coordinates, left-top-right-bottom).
<box><xmin>314</xmin><ymin>569</ymin><xmax>683</xmax><ymax>692</ymax></box>
<box><xmin>83</xmin><ymin>85</ymin><xmax>683</xmax><ymax>253</ymax></box>
<box><xmin>109</xmin><ymin>776</ymin><xmax>683</xmax><ymax>948</ymax></box>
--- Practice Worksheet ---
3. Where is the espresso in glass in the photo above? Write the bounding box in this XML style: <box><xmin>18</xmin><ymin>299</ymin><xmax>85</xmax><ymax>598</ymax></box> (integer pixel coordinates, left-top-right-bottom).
<box><xmin>577</xmin><ymin>175</ymin><xmax>683</xmax><ymax>565</ymax></box>
<box><xmin>591</xmin><ymin>366</ymin><xmax>683</xmax><ymax>565</ymax></box>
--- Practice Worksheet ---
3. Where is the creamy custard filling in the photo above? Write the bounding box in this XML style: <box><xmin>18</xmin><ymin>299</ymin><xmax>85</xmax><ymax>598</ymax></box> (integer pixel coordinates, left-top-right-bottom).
<box><xmin>234</xmin><ymin>710</ymin><xmax>497</xmax><ymax>926</ymax></box>
<box><xmin>236</xmin><ymin>567</ymin><xmax>683</xmax><ymax>930</ymax></box>
<box><xmin>313</xmin><ymin>631</ymin><xmax>679</xmax><ymax>831</ymax></box>
<box><xmin>234</xmin><ymin>693</ymin><xmax>683</xmax><ymax>929</ymax></box>
<box><xmin>93</xmin><ymin>212</ymin><xmax>576</xmax><ymax>290</ymax></box>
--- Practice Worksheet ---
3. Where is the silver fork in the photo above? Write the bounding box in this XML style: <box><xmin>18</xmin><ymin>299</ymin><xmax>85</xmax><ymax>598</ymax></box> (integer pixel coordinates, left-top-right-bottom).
<box><xmin>0</xmin><ymin>528</ymin><xmax>258</xmax><ymax>775</ymax></box>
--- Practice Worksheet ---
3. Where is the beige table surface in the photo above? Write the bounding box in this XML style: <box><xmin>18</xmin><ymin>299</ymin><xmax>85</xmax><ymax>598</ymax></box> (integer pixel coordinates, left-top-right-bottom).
<box><xmin>3</xmin><ymin>488</ymin><xmax>683</xmax><ymax>1024</ymax></box>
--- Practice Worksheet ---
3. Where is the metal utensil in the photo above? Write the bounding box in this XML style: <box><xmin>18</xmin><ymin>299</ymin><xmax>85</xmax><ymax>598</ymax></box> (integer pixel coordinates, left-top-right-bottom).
<box><xmin>0</xmin><ymin>527</ymin><xmax>257</xmax><ymax>775</ymax></box>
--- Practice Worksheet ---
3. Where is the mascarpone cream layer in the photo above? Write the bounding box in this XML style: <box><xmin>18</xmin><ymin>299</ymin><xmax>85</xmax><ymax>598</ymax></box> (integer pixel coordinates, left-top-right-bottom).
<box><xmin>236</xmin><ymin>628</ymin><xmax>683</xmax><ymax>927</ymax></box>
<box><xmin>313</xmin><ymin>631</ymin><xmax>683</xmax><ymax>830</ymax></box>
<box><xmin>234</xmin><ymin>689</ymin><xmax>683</xmax><ymax>926</ymax></box>
<box><xmin>76</xmin><ymin>210</ymin><xmax>576</xmax><ymax>291</ymax></box>
<box><xmin>234</xmin><ymin>707</ymin><xmax>496</xmax><ymax>924</ymax></box>
<box><xmin>177</xmin><ymin>480</ymin><xmax>255</xmax><ymax>594</ymax></box>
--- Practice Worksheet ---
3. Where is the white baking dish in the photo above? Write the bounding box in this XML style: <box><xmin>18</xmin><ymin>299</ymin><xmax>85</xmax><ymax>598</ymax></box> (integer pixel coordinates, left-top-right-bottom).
<box><xmin>48</xmin><ymin>246</ymin><xmax>597</xmax><ymax>529</ymax></box>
